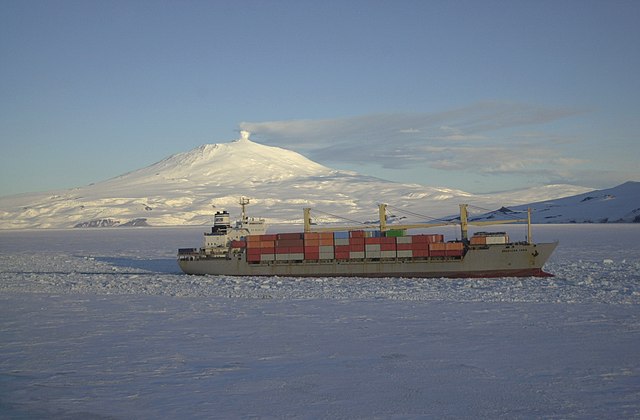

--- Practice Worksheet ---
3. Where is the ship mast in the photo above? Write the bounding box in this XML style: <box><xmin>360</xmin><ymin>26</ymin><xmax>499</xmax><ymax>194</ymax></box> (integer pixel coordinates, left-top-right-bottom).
<box><xmin>239</xmin><ymin>197</ymin><xmax>250</xmax><ymax>223</ymax></box>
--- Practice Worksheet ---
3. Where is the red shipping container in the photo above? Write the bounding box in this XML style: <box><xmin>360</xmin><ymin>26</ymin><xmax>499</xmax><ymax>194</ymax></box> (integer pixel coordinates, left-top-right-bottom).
<box><xmin>335</xmin><ymin>251</ymin><xmax>350</xmax><ymax>259</ymax></box>
<box><xmin>230</xmin><ymin>240</ymin><xmax>246</xmax><ymax>248</ymax></box>
<box><xmin>396</xmin><ymin>243</ymin><xmax>413</xmax><ymax>251</ymax></box>
<box><xmin>289</xmin><ymin>246</ymin><xmax>304</xmax><ymax>254</ymax></box>
<box><xmin>349</xmin><ymin>230</ymin><xmax>365</xmax><ymax>238</ymax></box>
<box><xmin>334</xmin><ymin>245</ymin><xmax>350</xmax><ymax>253</ymax></box>
<box><xmin>304</xmin><ymin>232</ymin><xmax>320</xmax><ymax>240</ymax></box>
<box><xmin>275</xmin><ymin>247</ymin><xmax>290</xmax><ymax>254</ymax></box>
<box><xmin>304</xmin><ymin>246</ymin><xmax>320</xmax><ymax>253</ymax></box>
<box><xmin>246</xmin><ymin>235</ymin><xmax>261</xmax><ymax>243</ymax></box>
<box><xmin>411</xmin><ymin>242</ymin><xmax>429</xmax><ymax>250</ymax></box>
<box><xmin>304</xmin><ymin>252</ymin><xmax>320</xmax><ymax>260</ymax></box>
<box><xmin>319</xmin><ymin>238</ymin><xmax>334</xmax><ymax>246</ymax></box>
<box><xmin>304</xmin><ymin>239</ymin><xmax>320</xmax><ymax>247</ymax></box>
<box><xmin>349</xmin><ymin>244</ymin><xmax>365</xmax><ymax>252</ymax></box>
<box><xmin>277</xmin><ymin>232</ymin><xmax>304</xmax><ymax>240</ymax></box>
<box><xmin>381</xmin><ymin>237</ymin><xmax>396</xmax><ymax>244</ymax></box>
<box><xmin>413</xmin><ymin>249</ymin><xmax>430</xmax><ymax>257</ymax></box>
<box><xmin>380</xmin><ymin>243</ymin><xmax>396</xmax><ymax>251</ymax></box>
<box><xmin>413</xmin><ymin>234</ymin><xmax>444</xmax><ymax>243</ymax></box>
<box><xmin>247</xmin><ymin>254</ymin><xmax>261</xmax><ymax>262</ymax></box>
<box><xmin>276</xmin><ymin>239</ymin><xmax>304</xmax><ymax>247</ymax></box>
<box><xmin>247</xmin><ymin>248</ymin><xmax>262</xmax><ymax>256</ymax></box>
<box><xmin>365</xmin><ymin>237</ymin><xmax>382</xmax><ymax>244</ymax></box>
<box><xmin>260</xmin><ymin>234</ymin><xmax>278</xmax><ymax>241</ymax></box>
<box><xmin>349</xmin><ymin>237</ymin><xmax>365</xmax><ymax>245</ymax></box>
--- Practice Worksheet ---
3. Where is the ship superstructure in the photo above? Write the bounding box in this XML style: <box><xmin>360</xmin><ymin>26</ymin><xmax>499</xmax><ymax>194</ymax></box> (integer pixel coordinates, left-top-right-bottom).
<box><xmin>178</xmin><ymin>199</ymin><xmax>557</xmax><ymax>278</ymax></box>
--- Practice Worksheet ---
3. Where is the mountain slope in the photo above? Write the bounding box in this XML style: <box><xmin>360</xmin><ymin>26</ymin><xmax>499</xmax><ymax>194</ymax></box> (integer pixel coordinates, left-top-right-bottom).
<box><xmin>467</xmin><ymin>181</ymin><xmax>640</xmax><ymax>224</ymax></box>
<box><xmin>0</xmin><ymin>133</ymin><xmax>594</xmax><ymax>229</ymax></box>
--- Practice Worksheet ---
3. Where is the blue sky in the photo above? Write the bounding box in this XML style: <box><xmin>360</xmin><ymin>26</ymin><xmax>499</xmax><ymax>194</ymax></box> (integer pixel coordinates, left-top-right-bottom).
<box><xmin>1</xmin><ymin>0</ymin><xmax>638</xmax><ymax>196</ymax></box>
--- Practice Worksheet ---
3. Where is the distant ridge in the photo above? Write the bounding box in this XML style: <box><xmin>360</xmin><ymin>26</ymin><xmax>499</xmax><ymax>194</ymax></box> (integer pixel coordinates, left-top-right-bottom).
<box><xmin>0</xmin><ymin>132</ymin><xmax>594</xmax><ymax>229</ymax></box>
<box><xmin>467</xmin><ymin>181</ymin><xmax>640</xmax><ymax>224</ymax></box>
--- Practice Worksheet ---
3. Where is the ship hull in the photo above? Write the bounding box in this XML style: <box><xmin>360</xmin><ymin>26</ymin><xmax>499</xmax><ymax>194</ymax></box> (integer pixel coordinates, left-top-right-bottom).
<box><xmin>178</xmin><ymin>242</ymin><xmax>558</xmax><ymax>278</ymax></box>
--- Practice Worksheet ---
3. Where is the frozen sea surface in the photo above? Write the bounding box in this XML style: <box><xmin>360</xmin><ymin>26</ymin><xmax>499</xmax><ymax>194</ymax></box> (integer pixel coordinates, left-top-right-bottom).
<box><xmin>1</xmin><ymin>225</ymin><xmax>639</xmax><ymax>418</ymax></box>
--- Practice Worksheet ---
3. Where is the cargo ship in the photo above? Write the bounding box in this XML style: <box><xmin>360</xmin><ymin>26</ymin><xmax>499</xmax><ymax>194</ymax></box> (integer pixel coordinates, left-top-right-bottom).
<box><xmin>178</xmin><ymin>198</ymin><xmax>557</xmax><ymax>278</ymax></box>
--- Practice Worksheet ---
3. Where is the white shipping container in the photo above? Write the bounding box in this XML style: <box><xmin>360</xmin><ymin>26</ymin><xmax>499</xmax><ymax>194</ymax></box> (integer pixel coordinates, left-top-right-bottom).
<box><xmin>381</xmin><ymin>251</ymin><xmax>397</xmax><ymax>258</ymax></box>
<box><xmin>350</xmin><ymin>251</ymin><xmax>365</xmax><ymax>259</ymax></box>
<box><xmin>334</xmin><ymin>238</ymin><xmax>350</xmax><ymax>246</ymax></box>
<box><xmin>397</xmin><ymin>250</ymin><xmax>413</xmax><ymax>258</ymax></box>
<box><xmin>396</xmin><ymin>236</ymin><xmax>412</xmax><ymax>244</ymax></box>
<box><xmin>486</xmin><ymin>236</ymin><xmax>507</xmax><ymax>245</ymax></box>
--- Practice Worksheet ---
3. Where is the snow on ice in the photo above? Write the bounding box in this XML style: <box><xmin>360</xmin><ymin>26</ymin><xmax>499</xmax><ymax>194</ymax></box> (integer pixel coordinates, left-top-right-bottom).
<box><xmin>1</xmin><ymin>224</ymin><xmax>639</xmax><ymax>418</ymax></box>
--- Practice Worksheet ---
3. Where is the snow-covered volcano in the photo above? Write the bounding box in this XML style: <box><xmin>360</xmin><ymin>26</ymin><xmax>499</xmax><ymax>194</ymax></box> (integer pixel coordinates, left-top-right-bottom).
<box><xmin>0</xmin><ymin>132</ymin><xmax>593</xmax><ymax>229</ymax></box>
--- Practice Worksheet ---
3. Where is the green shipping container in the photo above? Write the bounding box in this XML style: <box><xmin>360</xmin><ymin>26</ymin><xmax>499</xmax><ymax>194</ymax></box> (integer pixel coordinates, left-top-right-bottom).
<box><xmin>385</xmin><ymin>229</ymin><xmax>406</xmax><ymax>237</ymax></box>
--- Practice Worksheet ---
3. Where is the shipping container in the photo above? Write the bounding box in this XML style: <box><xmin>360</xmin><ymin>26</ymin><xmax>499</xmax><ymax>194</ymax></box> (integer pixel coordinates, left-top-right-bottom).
<box><xmin>334</xmin><ymin>238</ymin><xmax>350</xmax><ymax>246</ymax></box>
<box><xmin>365</xmin><ymin>244</ymin><xmax>381</xmax><ymax>252</ymax></box>
<box><xmin>334</xmin><ymin>245</ymin><xmax>350</xmax><ymax>253</ymax></box>
<box><xmin>470</xmin><ymin>236</ymin><xmax>486</xmax><ymax>245</ymax></box>
<box><xmin>366</xmin><ymin>251</ymin><xmax>381</xmax><ymax>258</ymax></box>
<box><xmin>381</xmin><ymin>250</ymin><xmax>396</xmax><ymax>258</ymax></box>
<box><xmin>349</xmin><ymin>237</ymin><xmax>365</xmax><ymax>245</ymax></box>
<box><xmin>397</xmin><ymin>250</ymin><xmax>413</xmax><ymax>258</ymax></box>
<box><xmin>350</xmin><ymin>230</ymin><xmax>365</xmax><ymax>238</ymax></box>
<box><xmin>334</xmin><ymin>231</ymin><xmax>349</xmax><ymax>239</ymax></box>
<box><xmin>413</xmin><ymin>234</ymin><xmax>444</xmax><ymax>243</ymax></box>
<box><xmin>276</xmin><ymin>239</ymin><xmax>304</xmax><ymax>247</ymax></box>
<box><xmin>429</xmin><ymin>242</ymin><xmax>446</xmax><ymax>257</ymax></box>
<box><xmin>230</xmin><ymin>240</ymin><xmax>246</xmax><ymax>248</ymax></box>
<box><xmin>277</xmin><ymin>232</ymin><xmax>304</xmax><ymax>240</ymax></box>
<box><xmin>396</xmin><ymin>236</ymin><xmax>412</xmax><ymax>244</ymax></box>
<box><xmin>380</xmin><ymin>243</ymin><xmax>396</xmax><ymax>251</ymax></box>
<box><xmin>485</xmin><ymin>236</ymin><xmax>508</xmax><ymax>245</ymax></box>
<box><xmin>350</xmin><ymin>251</ymin><xmax>365</xmax><ymax>259</ymax></box>
<box><xmin>413</xmin><ymin>249</ymin><xmax>430</xmax><ymax>257</ymax></box>
<box><xmin>385</xmin><ymin>229</ymin><xmax>406</xmax><ymax>237</ymax></box>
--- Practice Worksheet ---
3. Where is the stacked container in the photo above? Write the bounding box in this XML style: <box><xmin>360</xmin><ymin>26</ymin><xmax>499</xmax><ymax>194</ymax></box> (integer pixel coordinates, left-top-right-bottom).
<box><xmin>244</xmin><ymin>230</ymin><xmax>462</xmax><ymax>263</ymax></box>
<box><xmin>302</xmin><ymin>232</ymin><xmax>335</xmax><ymax>260</ymax></box>
<box><xmin>274</xmin><ymin>233</ymin><xmax>305</xmax><ymax>261</ymax></box>
<box><xmin>365</xmin><ymin>236</ymin><xmax>397</xmax><ymax>258</ymax></box>
<box><xmin>469</xmin><ymin>232</ymin><xmax>509</xmax><ymax>245</ymax></box>
<box><xmin>246</xmin><ymin>234</ymin><xmax>277</xmax><ymax>262</ymax></box>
